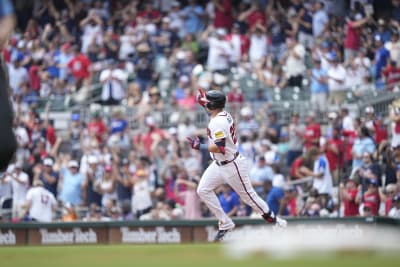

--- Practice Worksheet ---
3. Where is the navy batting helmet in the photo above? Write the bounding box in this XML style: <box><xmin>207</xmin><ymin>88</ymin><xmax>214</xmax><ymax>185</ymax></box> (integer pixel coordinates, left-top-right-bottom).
<box><xmin>205</xmin><ymin>90</ymin><xmax>226</xmax><ymax>110</ymax></box>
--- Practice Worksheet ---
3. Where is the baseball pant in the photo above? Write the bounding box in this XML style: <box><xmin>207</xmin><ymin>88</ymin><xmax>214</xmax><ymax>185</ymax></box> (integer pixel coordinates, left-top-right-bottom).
<box><xmin>0</xmin><ymin>56</ymin><xmax>16</xmax><ymax>171</ymax></box>
<box><xmin>197</xmin><ymin>155</ymin><xmax>270</xmax><ymax>230</ymax></box>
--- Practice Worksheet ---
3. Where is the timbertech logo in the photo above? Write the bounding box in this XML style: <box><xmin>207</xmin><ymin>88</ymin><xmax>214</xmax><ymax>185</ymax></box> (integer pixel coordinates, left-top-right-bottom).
<box><xmin>0</xmin><ymin>230</ymin><xmax>16</xmax><ymax>245</ymax></box>
<box><xmin>120</xmin><ymin>227</ymin><xmax>181</xmax><ymax>243</ymax></box>
<box><xmin>40</xmin><ymin>228</ymin><xmax>97</xmax><ymax>244</ymax></box>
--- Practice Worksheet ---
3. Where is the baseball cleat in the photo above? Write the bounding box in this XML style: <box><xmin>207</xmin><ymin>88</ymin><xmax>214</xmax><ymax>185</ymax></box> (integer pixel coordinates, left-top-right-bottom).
<box><xmin>275</xmin><ymin>216</ymin><xmax>287</xmax><ymax>228</ymax></box>
<box><xmin>262</xmin><ymin>211</ymin><xmax>287</xmax><ymax>227</ymax></box>
<box><xmin>214</xmin><ymin>227</ymin><xmax>234</xmax><ymax>242</ymax></box>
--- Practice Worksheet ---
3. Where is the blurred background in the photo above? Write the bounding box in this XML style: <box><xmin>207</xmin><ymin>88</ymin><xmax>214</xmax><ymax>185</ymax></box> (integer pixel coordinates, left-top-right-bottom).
<box><xmin>0</xmin><ymin>0</ymin><xmax>400</xmax><ymax>224</ymax></box>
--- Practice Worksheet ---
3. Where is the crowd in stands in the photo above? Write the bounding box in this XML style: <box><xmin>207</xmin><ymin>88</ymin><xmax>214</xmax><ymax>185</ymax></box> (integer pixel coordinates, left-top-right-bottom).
<box><xmin>1</xmin><ymin>0</ymin><xmax>400</xmax><ymax>222</ymax></box>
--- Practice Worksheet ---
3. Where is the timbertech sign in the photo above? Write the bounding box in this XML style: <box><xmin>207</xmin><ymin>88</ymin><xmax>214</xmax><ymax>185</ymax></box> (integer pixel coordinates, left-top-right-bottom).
<box><xmin>39</xmin><ymin>228</ymin><xmax>97</xmax><ymax>245</ymax></box>
<box><xmin>120</xmin><ymin>227</ymin><xmax>181</xmax><ymax>243</ymax></box>
<box><xmin>0</xmin><ymin>218</ymin><xmax>385</xmax><ymax>246</ymax></box>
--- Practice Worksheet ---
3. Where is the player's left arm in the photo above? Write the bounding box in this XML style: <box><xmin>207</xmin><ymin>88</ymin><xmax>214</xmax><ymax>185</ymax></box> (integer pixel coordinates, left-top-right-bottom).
<box><xmin>211</xmin><ymin>129</ymin><xmax>227</xmax><ymax>154</ymax></box>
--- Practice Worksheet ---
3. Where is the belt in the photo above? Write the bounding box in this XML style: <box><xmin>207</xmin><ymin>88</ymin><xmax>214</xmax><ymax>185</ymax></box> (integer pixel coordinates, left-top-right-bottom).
<box><xmin>215</xmin><ymin>152</ymin><xmax>239</xmax><ymax>166</ymax></box>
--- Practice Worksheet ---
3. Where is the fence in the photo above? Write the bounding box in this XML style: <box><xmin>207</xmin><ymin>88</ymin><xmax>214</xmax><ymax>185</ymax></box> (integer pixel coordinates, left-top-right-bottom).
<box><xmin>0</xmin><ymin>217</ymin><xmax>398</xmax><ymax>246</ymax></box>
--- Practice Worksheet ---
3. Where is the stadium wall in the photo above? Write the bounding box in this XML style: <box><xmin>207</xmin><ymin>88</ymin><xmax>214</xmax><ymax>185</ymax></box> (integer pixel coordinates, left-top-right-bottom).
<box><xmin>0</xmin><ymin>217</ymin><xmax>399</xmax><ymax>246</ymax></box>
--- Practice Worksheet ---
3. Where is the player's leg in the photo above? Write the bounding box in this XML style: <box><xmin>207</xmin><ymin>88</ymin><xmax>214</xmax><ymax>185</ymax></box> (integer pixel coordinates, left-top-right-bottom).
<box><xmin>225</xmin><ymin>156</ymin><xmax>287</xmax><ymax>227</ymax></box>
<box><xmin>197</xmin><ymin>162</ymin><xmax>235</xmax><ymax>230</ymax></box>
<box><xmin>0</xmin><ymin>56</ymin><xmax>17</xmax><ymax>171</ymax></box>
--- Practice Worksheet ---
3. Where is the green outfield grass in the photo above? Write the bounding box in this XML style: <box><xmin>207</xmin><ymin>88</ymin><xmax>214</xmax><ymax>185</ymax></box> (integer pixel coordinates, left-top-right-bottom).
<box><xmin>1</xmin><ymin>244</ymin><xmax>399</xmax><ymax>267</ymax></box>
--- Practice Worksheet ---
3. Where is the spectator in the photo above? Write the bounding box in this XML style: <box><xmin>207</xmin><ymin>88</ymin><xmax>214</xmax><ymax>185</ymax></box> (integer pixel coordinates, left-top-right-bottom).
<box><xmin>59</xmin><ymin>160</ymin><xmax>84</xmax><ymax>206</ymax></box>
<box><xmin>287</xmin><ymin>112</ymin><xmax>305</xmax><ymax>167</ymax></box>
<box><xmin>34</xmin><ymin>157</ymin><xmax>58</xmax><ymax>197</ymax></box>
<box><xmin>249</xmin><ymin>156</ymin><xmax>274</xmax><ymax>196</ymax></box>
<box><xmin>203</xmin><ymin>26</ymin><xmax>230</xmax><ymax>73</ymax></box>
<box><xmin>218</xmin><ymin>184</ymin><xmax>240</xmax><ymax>216</ymax></box>
<box><xmin>359</xmin><ymin>179</ymin><xmax>380</xmax><ymax>216</ymax></box>
<box><xmin>68</xmin><ymin>113</ymin><xmax>84</xmax><ymax>159</ymax></box>
<box><xmin>344</xmin><ymin>13</ymin><xmax>370</xmax><ymax>61</ymax></box>
<box><xmin>134</xmin><ymin>116</ymin><xmax>166</xmax><ymax>157</ymax></box>
<box><xmin>268</xmin><ymin>11</ymin><xmax>289</xmax><ymax>61</ymax></box>
<box><xmin>213</xmin><ymin>0</ymin><xmax>232</xmax><ymax>29</ymax></box>
<box><xmin>345</xmin><ymin>57</ymin><xmax>366</xmax><ymax>92</ymax></box>
<box><xmin>138</xmin><ymin>2</ymin><xmax>161</xmax><ymax>24</ymax></box>
<box><xmin>339</xmin><ymin>179</ymin><xmax>359</xmax><ymax>217</ymax></box>
<box><xmin>23</xmin><ymin>179</ymin><xmax>57</xmax><ymax>222</ymax></box>
<box><xmin>238</xmin><ymin>2</ymin><xmax>266</xmax><ymax>32</ymax></box>
<box><xmin>374</xmin><ymin>19</ymin><xmax>391</xmax><ymax>44</ymax></box>
<box><xmin>169</xmin><ymin>1</ymin><xmax>184</xmax><ymax>38</ymax></box>
<box><xmin>281</xmin><ymin>37</ymin><xmax>306</xmax><ymax>88</ymax></box>
<box><xmin>121</xmin><ymin>200</ymin><xmax>135</xmax><ymax>221</ymax></box>
<box><xmin>388</xmin><ymin>193</ymin><xmax>400</xmax><ymax>218</ymax></box>
<box><xmin>382</xmin><ymin>60</ymin><xmax>400</xmax><ymax>91</ymax></box>
<box><xmin>154</xmin><ymin>17</ymin><xmax>178</xmax><ymax>56</ymax></box>
<box><xmin>99</xmin><ymin>61</ymin><xmax>128</xmax><ymax>105</ymax></box>
<box><xmin>174</xmin><ymin>171</ymin><xmax>201</xmax><ymax>219</ymax></box>
<box><xmin>181</xmin><ymin>0</ymin><xmax>205</xmax><ymax>35</ymax></box>
<box><xmin>237</xmin><ymin>106</ymin><xmax>259</xmax><ymax>139</ymax></box>
<box><xmin>324</xmin><ymin>127</ymin><xmax>344</xmax><ymax>185</ymax></box>
<box><xmin>374</xmin><ymin>35</ymin><xmax>390</xmax><ymax>81</ymax></box>
<box><xmin>311</xmin><ymin>147</ymin><xmax>333</xmax><ymax>205</ymax></box>
<box><xmin>248</xmin><ymin>24</ymin><xmax>268</xmax><ymax>65</ymax></box>
<box><xmin>385</xmin><ymin>32</ymin><xmax>400</xmax><ymax>66</ymax></box>
<box><xmin>265</xmin><ymin>111</ymin><xmax>281</xmax><ymax>145</ymax></box>
<box><xmin>67</xmin><ymin>45</ymin><xmax>91</xmax><ymax>90</ymax></box>
<box><xmin>82</xmin><ymin>155</ymin><xmax>102</xmax><ymax>207</ymax></box>
<box><xmin>264</xmin><ymin>173</ymin><xmax>285</xmax><ymax>215</ymax></box>
<box><xmin>226</xmin><ymin>23</ymin><xmax>250</xmax><ymax>66</ymax></box>
<box><xmin>357</xmin><ymin>152</ymin><xmax>381</xmax><ymax>192</ymax></box>
<box><xmin>289</xmin><ymin>151</ymin><xmax>314</xmax><ymax>181</ymax></box>
<box><xmin>304</xmin><ymin>111</ymin><xmax>321</xmax><ymax>150</ymax></box>
<box><xmin>115</xmin><ymin>158</ymin><xmax>133</xmax><ymax>207</ymax></box>
<box><xmin>87</xmin><ymin>112</ymin><xmax>107</xmax><ymax>145</ymax></box>
<box><xmin>382</xmin><ymin>183</ymin><xmax>398</xmax><ymax>215</ymax></box>
<box><xmin>8</xmin><ymin>161</ymin><xmax>29</xmax><ymax>219</ymax></box>
<box><xmin>327</xmin><ymin>53</ymin><xmax>346</xmax><ymax>106</ymax></box>
<box><xmin>61</xmin><ymin>202</ymin><xmax>78</xmax><ymax>222</ymax></box>
<box><xmin>97</xmin><ymin>165</ymin><xmax>117</xmax><ymax>208</ymax></box>
<box><xmin>351</xmin><ymin>126</ymin><xmax>376</xmax><ymax>173</ymax></box>
<box><xmin>390</xmin><ymin>103</ymin><xmax>400</xmax><ymax>148</ymax></box>
<box><xmin>312</xmin><ymin>1</ymin><xmax>329</xmax><ymax>39</ymax></box>
<box><xmin>309</xmin><ymin>57</ymin><xmax>328</xmax><ymax>114</ymax></box>
<box><xmin>133</xmin><ymin>42</ymin><xmax>154</xmax><ymax>92</ymax></box>
<box><xmin>8</xmin><ymin>56</ymin><xmax>29</xmax><ymax>95</ymax></box>
<box><xmin>297</xmin><ymin>5</ymin><xmax>313</xmax><ymax>49</ymax></box>
<box><xmin>131</xmin><ymin>165</ymin><xmax>153</xmax><ymax>219</ymax></box>
<box><xmin>79</xmin><ymin>10</ymin><xmax>103</xmax><ymax>54</ymax></box>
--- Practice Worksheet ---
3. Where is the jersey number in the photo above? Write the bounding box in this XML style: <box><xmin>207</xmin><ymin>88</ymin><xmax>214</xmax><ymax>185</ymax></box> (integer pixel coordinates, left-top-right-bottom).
<box><xmin>230</xmin><ymin>123</ymin><xmax>237</xmax><ymax>144</ymax></box>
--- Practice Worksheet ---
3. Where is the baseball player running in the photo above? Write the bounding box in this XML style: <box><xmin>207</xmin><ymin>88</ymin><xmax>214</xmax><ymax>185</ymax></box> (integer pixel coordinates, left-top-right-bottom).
<box><xmin>187</xmin><ymin>89</ymin><xmax>287</xmax><ymax>242</ymax></box>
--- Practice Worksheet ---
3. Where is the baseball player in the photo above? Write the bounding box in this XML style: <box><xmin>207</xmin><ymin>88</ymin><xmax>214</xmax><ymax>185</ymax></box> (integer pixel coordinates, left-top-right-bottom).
<box><xmin>187</xmin><ymin>89</ymin><xmax>287</xmax><ymax>242</ymax></box>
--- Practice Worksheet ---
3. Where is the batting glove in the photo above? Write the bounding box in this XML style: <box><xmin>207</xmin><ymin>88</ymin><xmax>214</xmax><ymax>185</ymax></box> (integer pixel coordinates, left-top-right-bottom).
<box><xmin>196</xmin><ymin>88</ymin><xmax>209</xmax><ymax>107</ymax></box>
<box><xmin>187</xmin><ymin>136</ymin><xmax>201</xmax><ymax>150</ymax></box>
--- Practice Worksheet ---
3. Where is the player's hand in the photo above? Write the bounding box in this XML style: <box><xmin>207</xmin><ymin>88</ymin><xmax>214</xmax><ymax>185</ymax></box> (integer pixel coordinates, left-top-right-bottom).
<box><xmin>196</xmin><ymin>88</ymin><xmax>208</xmax><ymax>107</ymax></box>
<box><xmin>186</xmin><ymin>136</ymin><xmax>201</xmax><ymax>150</ymax></box>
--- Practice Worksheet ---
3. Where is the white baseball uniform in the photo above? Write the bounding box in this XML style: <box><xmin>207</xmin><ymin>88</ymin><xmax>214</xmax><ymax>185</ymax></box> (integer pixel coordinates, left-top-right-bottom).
<box><xmin>197</xmin><ymin>110</ymin><xmax>272</xmax><ymax>230</ymax></box>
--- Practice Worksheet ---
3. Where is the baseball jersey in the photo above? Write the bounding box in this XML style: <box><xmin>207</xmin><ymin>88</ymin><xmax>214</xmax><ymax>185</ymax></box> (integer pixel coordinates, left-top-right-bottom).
<box><xmin>207</xmin><ymin>111</ymin><xmax>238</xmax><ymax>162</ymax></box>
<box><xmin>312</xmin><ymin>155</ymin><xmax>333</xmax><ymax>196</ymax></box>
<box><xmin>26</xmin><ymin>187</ymin><xmax>57</xmax><ymax>222</ymax></box>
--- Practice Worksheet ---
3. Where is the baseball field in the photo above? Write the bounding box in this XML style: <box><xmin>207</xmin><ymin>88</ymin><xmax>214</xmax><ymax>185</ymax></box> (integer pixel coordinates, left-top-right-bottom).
<box><xmin>1</xmin><ymin>244</ymin><xmax>399</xmax><ymax>267</ymax></box>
